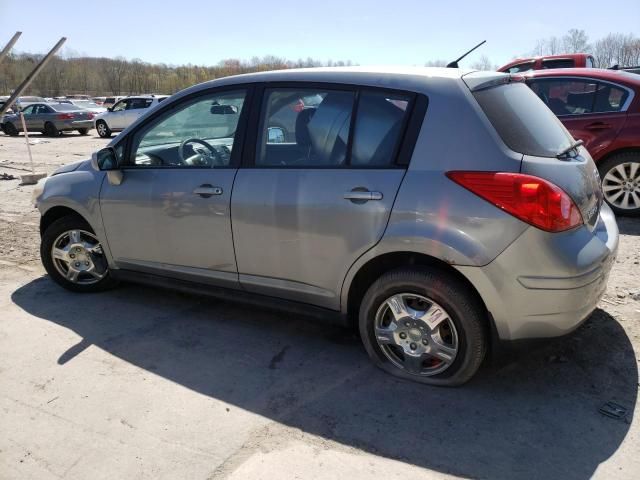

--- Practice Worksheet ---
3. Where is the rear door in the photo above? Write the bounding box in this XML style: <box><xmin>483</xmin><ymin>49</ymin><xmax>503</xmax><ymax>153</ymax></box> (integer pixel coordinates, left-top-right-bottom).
<box><xmin>527</xmin><ymin>77</ymin><xmax>629</xmax><ymax>160</ymax></box>
<box><xmin>231</xmin><ymin>85</ymin><xmax>419</xmax><ymax>309</ymax></box>
<box><xmin>124</xmin><ymin>98</ymin><xmax>154</xmax><ymax>127</ymax></box>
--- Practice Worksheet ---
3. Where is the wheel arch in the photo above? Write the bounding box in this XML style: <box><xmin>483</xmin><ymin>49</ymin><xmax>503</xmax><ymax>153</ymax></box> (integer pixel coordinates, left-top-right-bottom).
<box><xmin>344</xmin><ymin>251</ymin><xmax>490</xmax><ymax>328</ymax></box>
<box><xmin>40</xmin><ymin>206</ymin><xmax>89</xmax><ymax>237</ymax></box>
<box><xmin>596</xmin><ymin>147</ymin><xmax>640</xmax><ymax>167</ymax></box>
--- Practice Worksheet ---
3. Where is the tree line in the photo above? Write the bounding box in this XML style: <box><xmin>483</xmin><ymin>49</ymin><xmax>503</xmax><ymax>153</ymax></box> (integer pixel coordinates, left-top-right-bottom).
<box><xmin>1</xmin><ymin>29</ymin><xmax>638</xmax><ymax>98</ymax></box>
<box><xmin>0</xmin><ymin>55</ymin><xmax>354</xmax><ymax>97</ymax></box>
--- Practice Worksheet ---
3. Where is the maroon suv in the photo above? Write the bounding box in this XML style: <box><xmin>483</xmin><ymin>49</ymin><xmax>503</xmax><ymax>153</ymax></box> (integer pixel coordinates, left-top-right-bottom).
<box><xmin>524</xmin><ymin>68</ymin><xmax>640</xmax><ymax>216</ymax></box>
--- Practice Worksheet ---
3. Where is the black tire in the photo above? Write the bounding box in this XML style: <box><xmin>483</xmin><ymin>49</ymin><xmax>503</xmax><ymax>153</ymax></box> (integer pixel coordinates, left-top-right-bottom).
<box><xmin>359</xmin><ymin>267</ymin><xmax>487</xmax><ymax>386</ymax></box>
<box><xmin>41</xmin><ymin>215</ymin><xmax>118</xmax><ymax>293</ymax></box>
<box><xmin>77</xmin><ymin>128</ymin><xmax>89</xmax><ymax>135</ymax></box>
<box><xmin>3</xmin><ymin>122</ymin><xmax>19</xmax><ymax>136</ymax></box>
<box><xmin>44</xmin><ymin>122</ymin><xmax>58</xmax><ymax>137</ymax></box>
<box><xmin>598</xmin><ymin>152</ymin><xmax>640</xmax><ymax>217</ymax></box>
<box><xmin>96</xmin><ymin>120</ymin><xmax>111</xmax><ymax>138</ymax></box>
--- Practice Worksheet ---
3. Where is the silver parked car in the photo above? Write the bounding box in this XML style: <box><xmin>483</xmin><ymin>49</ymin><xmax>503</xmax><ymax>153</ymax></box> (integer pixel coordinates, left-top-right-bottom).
<box><xmin>33</xmin><ymin>67</ymin><xmax>618</xmax><ymax>386</ymax></box>
<box><xmin>2</xmin><ymin>103</ymin><xmax>94</xmax><ymax>136</ymax></box>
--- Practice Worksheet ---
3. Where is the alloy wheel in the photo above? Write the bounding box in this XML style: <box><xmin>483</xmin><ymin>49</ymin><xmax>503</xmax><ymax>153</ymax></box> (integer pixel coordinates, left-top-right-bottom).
<box><xmin>602</xmin><ymin>162</ymin><xmax>640</xmax><ymax>211</ymax></box>
<box><xmin>51</xmin><ymin>229</ymin><xmax>108</xmax><ymax>285</ymax></box>
<box><xmin>374</xmin><ymin>293</ymin><xmax>459</xmax><ymax>376</ymax></box>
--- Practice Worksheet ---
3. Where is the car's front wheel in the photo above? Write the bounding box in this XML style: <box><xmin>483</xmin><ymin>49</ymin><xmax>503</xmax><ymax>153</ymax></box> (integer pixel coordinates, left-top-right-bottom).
<box><xmin>41</xmin><ymin>215</ymin><xmax>117</xmax><ymax>292</ymax></box>
<box><xmin>359</xmin><ymin>267</ymin><xmax>487</xmax><ymax>386</ymax></box>
<box><xmin>96</xmin><ymin>120</ymin><xmax>111</xmax><ymax>138</ymax></box>
<box><xmin>599</xmin><ymin>152</ymin><xmax>640</xmax><ymax>216</ymax></box>
<box><xmin>3</xmin><ymin>122</ymin><xmax>19</xmax><ymax>136</ymax></box>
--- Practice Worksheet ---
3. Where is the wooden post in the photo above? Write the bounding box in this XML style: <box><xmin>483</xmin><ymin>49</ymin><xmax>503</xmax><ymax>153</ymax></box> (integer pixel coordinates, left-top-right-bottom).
<box><xmin>19</xmin><ymin>112</ymin><xmax>35</xmax><ymax>174</ymax></box>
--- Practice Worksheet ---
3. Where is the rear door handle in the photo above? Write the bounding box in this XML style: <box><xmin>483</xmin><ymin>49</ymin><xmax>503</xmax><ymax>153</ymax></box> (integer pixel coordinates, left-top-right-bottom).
<box><xmin>193</xmin><ymin>184</ymin><xmax>223</xmax><ymax>198</ymax></box>
<box><xmin>344</xmin><ymin>190</ymin><xmax>383</xmax><ymax>202</ymax></box>
<box><xmin>585</xmin><ymin>122</ymin><xmax>611</xmax><ymax>130</ymax></box>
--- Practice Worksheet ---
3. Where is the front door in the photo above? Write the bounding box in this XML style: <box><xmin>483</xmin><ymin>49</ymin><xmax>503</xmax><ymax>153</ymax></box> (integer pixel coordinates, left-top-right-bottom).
<box><xmin>108</xmin><ymin>99</ymin><xmax>130</xmax><ymax>129</ymax></box>
<box><xmin>99</xmin><ymin>88</ymin><xmax>250</xmax><ymax>287</ymax></box>
<box><xmin>232</xmin><ymin>86</ymin><xmax>416</xmax><ymax>309</ymax></box>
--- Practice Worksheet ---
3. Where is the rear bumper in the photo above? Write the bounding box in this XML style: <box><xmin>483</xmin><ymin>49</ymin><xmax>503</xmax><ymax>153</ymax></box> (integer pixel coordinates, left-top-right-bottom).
<box><xmin>58</xmin><ymin>120</ymin><xmax>93</xmax><ymax>130</ymax></box>
<box><xmin>456</xmin><ymin>203</ymin><xmax>619</xmax><ymax>340</ymax></box>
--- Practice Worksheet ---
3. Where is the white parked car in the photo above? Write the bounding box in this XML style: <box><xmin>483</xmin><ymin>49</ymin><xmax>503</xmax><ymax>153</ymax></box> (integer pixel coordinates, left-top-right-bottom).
<box><xmin>94</xmin><ymin>95</ymin><xmax>169</xmax><ymax>138</ymax></box>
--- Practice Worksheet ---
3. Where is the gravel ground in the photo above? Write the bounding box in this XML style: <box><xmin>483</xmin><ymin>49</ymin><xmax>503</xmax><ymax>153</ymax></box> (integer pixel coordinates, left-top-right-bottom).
<box><xmin>0</xmin><ymin>131</ymin><xmax>638</xmax><ymax>479</ymax></box>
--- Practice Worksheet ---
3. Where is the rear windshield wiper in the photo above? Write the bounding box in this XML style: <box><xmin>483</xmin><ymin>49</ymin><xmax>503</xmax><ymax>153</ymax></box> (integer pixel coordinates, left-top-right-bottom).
<box><xmin>556</xmin><ymin>139</ymin><xmax>584</xmax><ymax>158</ymax></box>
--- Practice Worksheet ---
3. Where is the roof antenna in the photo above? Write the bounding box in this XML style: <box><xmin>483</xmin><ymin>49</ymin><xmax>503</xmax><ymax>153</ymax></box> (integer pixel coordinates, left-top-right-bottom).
<box><xmin>446</xmin><ymin>40</ymin><xmax>486</xmax><ymax>68</ymax></box>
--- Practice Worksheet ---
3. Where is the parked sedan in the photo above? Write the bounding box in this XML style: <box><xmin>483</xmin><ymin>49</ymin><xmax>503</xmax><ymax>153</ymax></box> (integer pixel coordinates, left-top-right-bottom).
<box><xmin>524</xmin><ymin>68</ymin><xmax>640</xmax><ymax>215</ymax></box>
<box><xmin>2</xmin><ymin>103</ymin><xmax>94</xmax><ymax>136</ymax></box>
<box><xmin>33</xmin><ymin>67</ymin><xmax>617</xmax><ymax>386</ymax></box>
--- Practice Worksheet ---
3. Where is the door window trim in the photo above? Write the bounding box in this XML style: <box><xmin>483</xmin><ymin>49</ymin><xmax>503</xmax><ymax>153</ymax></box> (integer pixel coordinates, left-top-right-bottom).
<box><xmin>243</xmin><ymin>81</ymin><xmax>426</xmax><ymax>170</ymax></box>
<box><xmin>527</xmin><ymin>76</ymin><xmax>635</xmax><ymax>116</ymax></box>
<box><xmin>117</xmin><ymin>84</ymin><xmax>255</xmax><ymax>170</ymax></box>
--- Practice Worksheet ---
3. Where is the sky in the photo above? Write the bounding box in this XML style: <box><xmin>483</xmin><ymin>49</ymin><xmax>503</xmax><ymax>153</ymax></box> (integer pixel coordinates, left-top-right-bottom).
<box><xmin>1</xmin><ymin>0</ymin><xmax>639</xmax><ymax>68</ymax></box>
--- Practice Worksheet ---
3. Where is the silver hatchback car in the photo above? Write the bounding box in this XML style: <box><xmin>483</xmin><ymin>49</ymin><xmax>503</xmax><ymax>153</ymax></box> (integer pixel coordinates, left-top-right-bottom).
<box><xmin>34</xmin><ymin>67</ymin><xmax>618</xmax><ymax>386</ymax></box>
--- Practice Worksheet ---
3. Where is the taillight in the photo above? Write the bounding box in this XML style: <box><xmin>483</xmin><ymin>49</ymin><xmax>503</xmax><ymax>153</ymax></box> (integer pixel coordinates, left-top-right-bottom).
<box><xmin>446</xmin><ymin>171</ymin><xmax>583</xmax><ymax>232</ymax></box>
<box><xmin>56</xmin><ymin>113</ymin><xmax>75</xmax><ymax>120</ymax></box>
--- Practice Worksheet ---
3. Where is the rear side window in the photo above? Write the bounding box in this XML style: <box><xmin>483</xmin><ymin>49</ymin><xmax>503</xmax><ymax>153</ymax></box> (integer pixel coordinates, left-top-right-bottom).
<box><xmin>473</xmin><ymin>82</ymin><xmax>573</xmax><ymax>158</ymax></box>
<box><xmin>507</xmin><ymin>62</ymin><xmax>534</xmax><ymax>73</ymax></box>
<box><xmin>542</xmin><ymin>59</ymin><xmax>575</xmax><ymax>69</ymax></box>
<box><xmin>351</xmin><ymin>91</ymin><xmax>411</xmax><ymax>167</ymax></box>
<box><xmin>129</xmin><ymin>98</ymin><xmax>154</xmax><ymax>109</ymax></box>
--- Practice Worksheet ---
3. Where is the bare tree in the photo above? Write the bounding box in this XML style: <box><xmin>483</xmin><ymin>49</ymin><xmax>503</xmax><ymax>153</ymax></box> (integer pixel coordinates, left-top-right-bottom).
<box><xmin>424</xmin><ymin>59</ymin><xmax>448</xmax><ymax>67</ymax></box>
<box><xmin>471</xmin><ymin>55</ymin><xmax>494</xmax><ymax>71</ymax></box>
<box><xmin>562</xmin><ymin>29</ymin><xmax>590</xmax><ymax>53</ymax></box>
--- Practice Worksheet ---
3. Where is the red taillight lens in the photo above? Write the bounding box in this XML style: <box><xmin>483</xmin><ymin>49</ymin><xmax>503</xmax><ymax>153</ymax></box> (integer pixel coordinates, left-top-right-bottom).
<box><xmin>446</xmin><ymin>171</ymin><xmax>583</xmax><ymax>232</ymax></box>
<box><xmin>56</xmin><ymin>113</ymin><xmax>75</xmax><ymax>120</ymax></box>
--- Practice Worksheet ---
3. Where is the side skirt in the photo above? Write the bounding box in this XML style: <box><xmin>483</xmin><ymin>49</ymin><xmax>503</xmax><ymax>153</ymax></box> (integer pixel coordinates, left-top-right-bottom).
<box><xmin>110</xmin><ymin>269</ymin><xmax>350</xmax><ymax>327</ymax></box>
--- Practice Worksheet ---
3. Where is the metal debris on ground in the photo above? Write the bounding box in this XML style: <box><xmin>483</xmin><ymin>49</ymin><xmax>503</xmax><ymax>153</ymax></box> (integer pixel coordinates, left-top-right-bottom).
<box><xmin>0</xmin><ymin>173</ymin><xmax>16</xmax><ymax>180</ymax></box>
<box><xmin>599</xmin><ymin>401</ymin><xmax>627</xmax><ymax>420</ymax></box>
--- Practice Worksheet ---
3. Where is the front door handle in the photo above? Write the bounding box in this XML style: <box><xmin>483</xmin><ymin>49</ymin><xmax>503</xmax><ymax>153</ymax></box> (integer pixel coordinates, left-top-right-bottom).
<box><xmin>193</xmin><ymin>184</ymin><xmax>223</xmax><ymax>198</ymax></box>
<box><xmin>344</xmin><ymin>190</ymin><xmax>383</xmax><ymax>202</ymax></box>
<box><xmin>585</xmin><ymin>122</ymin><xmax>611</xmax><ymax>130</ymax></box>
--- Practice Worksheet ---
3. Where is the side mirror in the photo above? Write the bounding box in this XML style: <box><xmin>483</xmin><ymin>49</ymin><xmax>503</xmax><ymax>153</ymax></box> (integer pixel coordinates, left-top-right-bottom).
<box><xmin>92</xmin><ymin>147</ymin><xmax>119</xmax><ymax>171</ymax></box>
<box><xmin>267</xmin><ymin>126</ymin><xmax>286</xmax><ymax>144</ymax></box>
<box><xmin>210</xmin><ymin>104</ymin><xmax>238</xmax><ymax>115</ymax></box>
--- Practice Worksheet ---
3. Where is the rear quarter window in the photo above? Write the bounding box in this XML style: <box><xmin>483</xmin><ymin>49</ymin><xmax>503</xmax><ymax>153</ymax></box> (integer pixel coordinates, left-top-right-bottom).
<box><xmin>473</xmin><ymin>82</ymin><xmax>574</xmax><ymax>158</ymax></box>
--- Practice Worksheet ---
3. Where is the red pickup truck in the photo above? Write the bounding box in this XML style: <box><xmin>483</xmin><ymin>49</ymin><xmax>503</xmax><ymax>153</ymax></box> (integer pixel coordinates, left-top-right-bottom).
<box><xmin>499</xmin><ymin>53</ymin><xmax>595</xmax><ymax>73</ymax></box>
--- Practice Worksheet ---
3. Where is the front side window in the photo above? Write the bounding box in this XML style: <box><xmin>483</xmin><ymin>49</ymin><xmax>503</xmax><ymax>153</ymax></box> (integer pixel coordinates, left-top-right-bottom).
<box><xmin>111</xmin><ymin>100</ymin><xmax>128</xmax><ymax>112</ymax></box>
<box><xmin>529</xmin><ymin>79</ymin><xmax>597</xmax><ymax>115</ymax></box>
<box><xmin>129</xmin><ymin>89</ymin><xmax>246</xmax><ymax>168</ymax></box>
<box><xmin>21</xmin><ymin>105</ymin><xmax>36</xmax><ymax>115</ymax></box>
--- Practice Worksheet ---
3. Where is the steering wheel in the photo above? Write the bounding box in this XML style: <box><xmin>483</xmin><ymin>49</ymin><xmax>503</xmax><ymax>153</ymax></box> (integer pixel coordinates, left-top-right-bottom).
<box><xmin>178</xmin><ymin>138</ymin><xmax>224</xmax><ymax>166</ymax></box>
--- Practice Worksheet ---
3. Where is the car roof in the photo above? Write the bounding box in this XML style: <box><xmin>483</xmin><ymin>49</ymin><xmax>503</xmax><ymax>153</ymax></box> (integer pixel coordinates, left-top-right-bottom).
<box><xmin>176</xmin><ymin>66</ymin><xmax>476</xmax><ymax>99</ymax></box>
<box><xmin>524</xmin><ymin>68</ymin><xmax>640</xmax><ymax>88</ymax></box>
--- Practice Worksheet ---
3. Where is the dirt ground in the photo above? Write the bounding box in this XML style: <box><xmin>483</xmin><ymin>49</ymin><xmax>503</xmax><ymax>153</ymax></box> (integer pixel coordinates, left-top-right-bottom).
<box><xmin>0</xmin><ymin>131</ymin><xmax>639</xmax><ymax>479</ymax></box>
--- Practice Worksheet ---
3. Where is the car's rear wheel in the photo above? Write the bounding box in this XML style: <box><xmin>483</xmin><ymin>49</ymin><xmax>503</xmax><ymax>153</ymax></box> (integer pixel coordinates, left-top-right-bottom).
<box><xmin>96</xmin><ymin>120</ymin><xmax>111</xmax><ymax>138</ymax></box>
<box><xmin>3</xmin><ymin>122</ymin><xmax>19</xmax><ymax>136</ymax></box>
<box><xmin>77</xmin><ymin>128</ymin><xmax>89</xmax><ymax>135</ymax></box>
<box><xmin>599</xmin><ymin>152</ymin><xmax>640</xmax><ymax>216</ymax></box>
<box><xmin>44</xmin><ymin>122</ymin><xmax>58</xmax><ymax>137</ymax></box>
<box><xmin>41</xmin><ymin>215</ymin><xmax>117</xmax><ymax>293</ymax></box>
<box><xmin>359</xmin><ymin>267</ymin><xmax>487</xmax><ymax>386</ymax></box>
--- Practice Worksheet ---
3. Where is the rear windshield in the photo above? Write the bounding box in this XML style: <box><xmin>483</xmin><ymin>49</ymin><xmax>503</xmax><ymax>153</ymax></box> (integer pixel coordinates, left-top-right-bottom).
<box><xmin>473</xmin><ymin>83</ymin><xmax>574</xmax><ymax>158</ymax></box>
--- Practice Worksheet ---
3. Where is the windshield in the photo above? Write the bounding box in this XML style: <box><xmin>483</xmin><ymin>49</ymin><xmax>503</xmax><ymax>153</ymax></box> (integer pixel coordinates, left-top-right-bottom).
<box><xmin>473</xmin><ymin>83</ymin><xmax>574</xmax><ymax>158</ymax></box>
